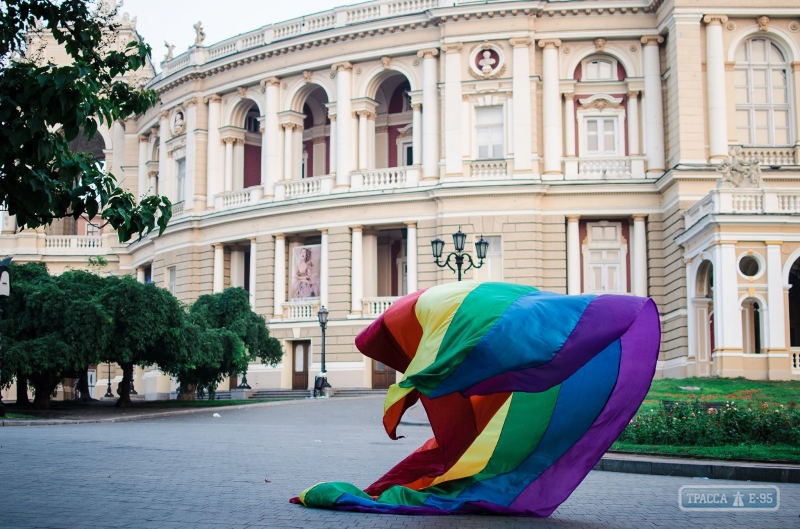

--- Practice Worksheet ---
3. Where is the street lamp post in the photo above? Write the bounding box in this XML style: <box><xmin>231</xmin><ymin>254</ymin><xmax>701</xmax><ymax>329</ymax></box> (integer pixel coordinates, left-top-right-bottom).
<box><xmin>104</xmin><ymin>361</ymin><xmax>114</xmax><ymax>398</ymax></box>
<box><xmin>315</xmin><ymin>306</ymin><xmax>331</xmax><ymax>398</ymax></box>
<box><xmin>0</xmin><ymin>257</ymin><xmax>12</xmax><ymax>417</ymax></box>
<box><xmin>431</xmin><ymin>227</ymin><xmax>489</xmax><ymax>281</ymax></box>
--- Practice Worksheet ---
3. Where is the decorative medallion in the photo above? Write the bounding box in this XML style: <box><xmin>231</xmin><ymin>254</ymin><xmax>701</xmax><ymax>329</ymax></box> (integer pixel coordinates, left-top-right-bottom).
<box><xmin>468</xmin><ymin>41</ymin><xmax>506</xmax><ymax>79</ymax></box>
<box><xmin>789</xmin><ymin>21</ymin><xmax>799</xmax><ymax>33</ymax></box>
<box><xmin>725</xmin><ymin>21</ymin><xmax>737</xmax><ymax>32</ymax></box>
<box><xmin>562</xmin><ymin>45</ymin><xmax>572</xmax><ymax>55</ymax></box>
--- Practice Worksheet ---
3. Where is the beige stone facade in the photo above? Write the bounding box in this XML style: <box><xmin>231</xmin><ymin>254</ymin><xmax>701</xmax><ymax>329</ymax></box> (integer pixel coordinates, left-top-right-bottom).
<box><xmin>4</xmin><ymin>0</ymin><xmax>800</xmax><ymax>402</ymax></box>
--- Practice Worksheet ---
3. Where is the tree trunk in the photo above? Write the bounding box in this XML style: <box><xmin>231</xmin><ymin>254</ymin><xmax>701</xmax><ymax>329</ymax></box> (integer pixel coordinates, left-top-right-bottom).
<box><xmin>15</xmin><ymin>372</ymin><xmax>30</xmax><ymax>407</ymax></box>
<box><xmin>77</xmin><ymin>367</ymin><xmax>96</xmax><ymax>402</ymax></box>
<box><xmin>29</xmin><ymin>373</ymin><xmax>57</xmax><ymax>410</ymax></box>
<box><xmin>177</xmin><ymin>382</ymin><xmax>197</xmax><ymax>401</ymax></box>
<box><xmin>114</xmin><ymin>363</ymin><xmax>134</xmax><ymax>408</ymax></box>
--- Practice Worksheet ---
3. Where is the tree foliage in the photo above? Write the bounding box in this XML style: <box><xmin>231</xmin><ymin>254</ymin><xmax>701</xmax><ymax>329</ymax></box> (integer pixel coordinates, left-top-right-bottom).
<box><xmin>0</xmin><ymin>0</ymin><xmax>171</xmax><ymax>241</ymax></box>
<box><xmin>168</xmin><ymin>288</ymin><xmax>282</xmax><ymax>400</ymax></box>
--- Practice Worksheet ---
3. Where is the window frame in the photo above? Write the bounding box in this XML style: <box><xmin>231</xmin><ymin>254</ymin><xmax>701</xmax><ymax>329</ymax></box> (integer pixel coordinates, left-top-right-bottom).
<box><xmin>175</xmin><ymin>157</ymin><xmax>186</xmax><ymax>203</ymax></box>
<box><xmin>576</xmin><ymin>104</ymin><xmax>625</xmax><ymax>158</ymax></box>
<box><xmin>734</xmin><ymin>37</ymin><xmax>794</xmax><ymax>147</ymax></box>
<box><xmin>580</xmin><ymin>55</ymin><xmax>619</xmax><ymax>82</ymax></box>
<box><xmin>474</xmin><ymin>105</ymin><xmax>505</xmax><ymax>160</ymax></box>
<box><xmin>581</xmin><ymin>221</ymin><xmax>629</xmax><ymax>294</ymax></box>
<box><xmin>472</xmin><ymin>234</ymin><xmax>503</xmax><ymax>282</ymax></box>
<box><xmin>167</xmin><ymin>266</ymin><xmax>177</xmax><ymax>295</ymax></box>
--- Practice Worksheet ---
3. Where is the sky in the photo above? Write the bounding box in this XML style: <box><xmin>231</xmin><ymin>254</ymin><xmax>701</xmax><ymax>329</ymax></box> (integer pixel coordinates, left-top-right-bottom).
<box><xmin>120</xmin><ymin>0</ymin><xmax>345</xmax><ymax>67</ymax></box>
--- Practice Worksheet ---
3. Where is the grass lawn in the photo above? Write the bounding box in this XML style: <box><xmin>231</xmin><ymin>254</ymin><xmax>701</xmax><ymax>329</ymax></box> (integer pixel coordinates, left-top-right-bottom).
<box><xmin>638</xmin><ymin>377</ymin><xmax>800</xmax><ymax>412</ymax></box>
<box><xmin>611</xmin><ymin>442</ymin><xmax>800</xmax><ymax>464</ymax></box>
<box><xmin>3</xmin><ymin>412</ymin><xmax>38</xmax><ymax>419</ymax></box>
<box><xmin>610</xmin><ymin>377</ymin><xmax>800</xmax><ymax>463</ymax></box>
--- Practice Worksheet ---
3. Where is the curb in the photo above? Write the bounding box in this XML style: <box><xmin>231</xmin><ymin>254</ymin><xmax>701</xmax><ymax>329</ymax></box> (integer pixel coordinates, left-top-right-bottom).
<box><xmin>594</xmin><ymin>453</ymin><xmax>800</xmax><ymax>484</ymax></box>
<box><xmin>0</xmin><ymin>395</ymin><xmax>384</xmax><ymax>427</ymax></box>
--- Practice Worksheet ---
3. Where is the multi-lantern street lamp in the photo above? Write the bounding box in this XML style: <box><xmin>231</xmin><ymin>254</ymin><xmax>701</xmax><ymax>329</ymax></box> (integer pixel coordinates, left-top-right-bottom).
<box><xmin>431</xmin><ymin>227</ymin><xmax>489</xmax><ymax>281</ymax></box>
<box><xmin>315</xmin><ymin>306</ymin><xmax>331</xmax><ymax>398</ymax></box>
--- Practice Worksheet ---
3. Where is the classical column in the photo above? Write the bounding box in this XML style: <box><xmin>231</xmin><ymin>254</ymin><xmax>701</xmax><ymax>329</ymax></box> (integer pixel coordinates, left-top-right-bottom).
<box><xmin>367</xmin><ymin>112</ymin><xmax>376</xmax><ymax>170</ymax></box>
<box><xmin>261</xmin><ymin>77</ymin><xmax>280</xmax><ymax>197</ymax></box>
<box><xmin>418</xmin><ymin>49</ymin><xmax>440</xmax><ymax>181</ymax></box>
<box><xmin>328</xmin><ymin>112</ymin><xmax>337</xmax><ymax>175</ymax></box>
<box><xmin>766</xmin><ymin>242</ymin><xmax>786</xmax><ymax>351</ymax></box>
<box><xmin>703</xmin><ymin>15</ymin><xmax>729</xmax><ymax>161</ymax></box>
<box><xmin>641</xmin><ymin>35</ymin><xmax>666</xmax><ymax>175</ymax></box>
<box><xmin>627</xmin><ymin>91</ymin><xmax>641</xmax><ymax>155</ymax></box>
<box><xmin>136</xmin><ymin>267</ymin><xmax>146</xmax><ymax>284</ymax></box>
<box><xmin>362</xmin><ymin>230</ymin><xmax>378</xmax><ymax>299</ymax></box>
<box><xmin>213</xmin><ymin>244</ymin><xmax>225</xmax><ymax>293</ymax></box>
<box><xmin>566</xmin><ymin>215</ymin><xmax>581</xmax><ymax>294</ymax></box>
<box><xmin>158</xmin><ymin>111</ymin><xmax>171</xmax><ymax>199</ymax></box>
<box><xmin>411</xmin><ymin>103</ymin><xmax>422</xmax><ymax>166</ymax></box>
<box><xmin>632</xmin><ymin>215</ymin><xmax>648</xmax><ymax>297</ymax></box>
<box><xmin>138</xmin><ymin>135</ymin><xmax>149</xmax><ymax>197</ymax></box>
<box><xmin>233</xmin><ymin>138</ymin><xmax>245</xmax><ymax>189</ymax></box>
<box><xmin>442</xmin><ymin>43</ymin><xmax>463</xmax><ymax>176</ymax></box>
<box><xmin>406</xmin><ymin>221</ymin><xmax>418</xmax><ymax>294</ymax></box>
<box><xmin>685</xmin><ymin>258</ymin><xmax>697</xmax><ymax>360</ymax></box>
<box><xmin>539</xmin><ymin>39</ymin><xmax>562</xmax><ymax>175</ymax></box>
<box><xmin>351</xmin><ymin>226</ymin><xmax>363</xmax><ymax>316</ymax></box>
<box><xmin>510</xmin><ymin>37</ymin><xmax>533</xmax><ymax>173</ymax></box>
<box><xmin>148</xmin><ymin>170</ymin><xmax>158</xmax><ymax>195</ymax></box>
<box><xmin>711</xmin><ymin>243</ymin><xmax>743</xmax><ymax>352</ymax></box>
<box><xmin>230</xmin><ymin>249</ymin><xmax>245</xmax><ymax>288</ymax></box>
<box><xmin>223</xmin><ymin>137</ymin><xmax>235</xmax><ymax>192</ymax></box>
<box><xmin>249</xmin><ymin>238</ymin><xmax>257</xmax><ymax>308</ymax></box>
<box><xmin>320</xmin><ymin>229</ymin><xmax>329</xmax><ymax>309</ymax></box>
<box><xmin>357</xmin><ymin>110</ymin><xmax>369</xmax><ymax>171</ymax></box>
<box><xmin>273</xmin><ymin>235</ymin><xmax>286</xmax><ymax>318</ymax></box>
<box><xmin>205</xmin><ymin>95</ymin><xmax>222</xmax><ymax>207</ymax></box>
<box><xmin>332</xmin><ymin>62</ymin><xmax>353</xmax><ymax>189</ymax></box>
<box><xmin>282</xmin><ymin>123</ymin><xmax>294</xmax><ymax>181</ymax></box>
<box><xmin>183</xmin><ymin>97</ymin><xmax>198</xmax><ymax>207</ymax></box>
<box><xmin>563</xmin><ymin>92</ymin><xmax>576</xmax><ymax>158</ymax></box>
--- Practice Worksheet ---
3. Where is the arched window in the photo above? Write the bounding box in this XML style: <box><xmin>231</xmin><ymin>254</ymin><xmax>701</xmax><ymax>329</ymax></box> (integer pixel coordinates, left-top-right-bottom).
<box><xmin>734</xmin><ymin>38</ymin><xmax>793</xmax><ymax>146</ymax></box>
<box><xmin>583</xmin><ymin>58</ymin><xmax>616</xmax><ymax>81</ymax></box>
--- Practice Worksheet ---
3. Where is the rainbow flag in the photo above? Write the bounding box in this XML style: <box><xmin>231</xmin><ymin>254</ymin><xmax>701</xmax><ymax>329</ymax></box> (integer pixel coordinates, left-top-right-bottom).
<box><xmin>292</xmin><ymin>281</ymin><xmax>660</xmax><ymax>516</ymax></box>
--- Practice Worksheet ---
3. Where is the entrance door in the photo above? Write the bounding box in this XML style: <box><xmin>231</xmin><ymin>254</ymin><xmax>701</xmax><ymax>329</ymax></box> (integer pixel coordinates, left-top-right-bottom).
<box><xmin>372</xmin><ymin>359</ymin><xmax>396</xmax><ymax>389</ymax></box>
<box><xmin>292</xmin><ymin>341</ymin><xmax>310</xmax><ymax>390</ymax></box>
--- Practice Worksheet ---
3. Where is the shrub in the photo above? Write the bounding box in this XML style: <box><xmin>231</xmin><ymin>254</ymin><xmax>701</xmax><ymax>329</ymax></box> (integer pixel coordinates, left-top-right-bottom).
<box><xmin>618</xmin><ymin>401</ymin><xmax>800</xmax><ymax>446</ymax></box>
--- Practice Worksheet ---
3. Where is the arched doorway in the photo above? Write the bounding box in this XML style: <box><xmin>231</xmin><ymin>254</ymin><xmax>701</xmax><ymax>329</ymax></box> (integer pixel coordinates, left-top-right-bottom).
<box><xmin>373</xmin><ymin>75</ymin><xmax>412</xmax><ymax>169</ymax></box>
<box><xmin>694</xmin><ymin>260</ymin><xmax>715</xmax><ymax>376</ymax></box>
<box><xmin>228</xmin><ymin>98</ymin><xmax>262</xmax><ymax>190</ymax></box>
<box><xmin>298</xmin><ymin>86</ymin><xmax>330</xmax><ymax>179</ymax></box>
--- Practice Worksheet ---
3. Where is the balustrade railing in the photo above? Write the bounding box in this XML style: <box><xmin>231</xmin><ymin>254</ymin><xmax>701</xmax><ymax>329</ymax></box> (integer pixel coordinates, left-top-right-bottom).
<box><xmin>737</xmin><ymin>146</ymin><xmax>798</xmax><ymax>166</ymax></box>
<box><xmin>44</xmin><ymin>235</ymin><xmax>105</xmax><ymax>254</ymax></box>
<box><xmin>215</xmin><ymin>187</ymin><xmax>263</xmax><ymax>210</ymax></box>
<box><xmin>469</xmin><ymin>160</ymin><xmax>508</xmax><ymax>179</ymax></box>
<box><xmin>275</xmin><ymin>175</ymin><xmax>333</xmax><ymax>200</ymax></box>
<box><xmin>685</xmin><ymin>188</ymin><xmax>800</xmax><ymax>229</ymax></box>
<box><xmin>363</xmin><ymin>297</ymin><xmax>398</xmax><ymax>317</ymax></box>
<box><xmin>171</xmin><ymin>201</ymin><xmax>185</xmax><ymax>217</ymax></box>
<box><xmin>352</xmin><ymin>168</ymin><xmax>410</xmax><ymax>190</ymax></box>
<box><xmin>792</xmin><ymin>348</ymin><xmax>800</xmax><ymax>374</ymax></box>
<box><xmin>578</xmin><ymin>157</ymin><xmax>632</xmax><ymax>179</ymax></box>
<box><xmin>282</xmin><ymin>300</ymin><xmax>320</xmax><ymax>321</ymax></box>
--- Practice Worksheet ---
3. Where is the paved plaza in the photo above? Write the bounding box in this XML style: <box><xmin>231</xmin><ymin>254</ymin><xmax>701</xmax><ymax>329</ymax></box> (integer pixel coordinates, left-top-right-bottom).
<box><xmin>1</xmin><ymin>397</ymin><xmax>799</xmax><ymax>528</ymax></box>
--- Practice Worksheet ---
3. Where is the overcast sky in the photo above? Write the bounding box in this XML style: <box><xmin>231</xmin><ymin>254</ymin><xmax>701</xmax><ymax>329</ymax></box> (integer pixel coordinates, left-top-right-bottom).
<box><xmin>121</xmin><ymin>0</ymin><xmax>345</xmax><ymax>67</ymax></box>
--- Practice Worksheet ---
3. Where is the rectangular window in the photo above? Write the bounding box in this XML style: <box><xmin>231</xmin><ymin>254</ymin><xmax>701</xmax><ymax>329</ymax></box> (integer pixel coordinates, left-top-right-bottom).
<box><xmin>583</xmin><ymin>222</ymin><xmax>627</xmax><ymax>295</ymax></box>
<box><xmin>167</xmin><ymin>266</ymin><xmax>176</xmax><ymax>295</ymax></box>
<box><xmin>584</xmin><ymin>117</ymin><xmax>618</xmax><ymax>156</ymax></box>
<box><xmin>85</xmin><ymin>223</ymin><xmax>100</xmax><ymax>237</ymax></box>
<box><xmin>475</xmin><ymin>106</ymin><xmax>504</xmax><ymax>160</ymax></box>
<box><xmin>474</xmin><ymin>235</ymin><xmax>503</xmax><ymax>282</ymax></box>
<box><xmin>176</xmin><ymin>159</ymin><xmax>186</xmax><ymax>202</ymax></box>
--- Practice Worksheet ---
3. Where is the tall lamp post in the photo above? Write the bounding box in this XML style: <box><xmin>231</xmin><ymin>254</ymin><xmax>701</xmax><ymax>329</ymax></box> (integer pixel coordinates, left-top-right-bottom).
<box><xmin>104</xmin><ymin>361</ymin><xmax>114</xmax><ymax>398</ymax></box>
<box><xmin>431</xmin><ymin>227</ymin><xmax>489</xmax><ymax>281</ymax></box>
<box><xmin>0</xmin><ymin>257</ymin><xmax>12</xmax><ymax>417</ymax></box>
<box><xmin>315</xmin><ymin>306</ymin><xmax>331</xmax><ymax>398</ymax></box>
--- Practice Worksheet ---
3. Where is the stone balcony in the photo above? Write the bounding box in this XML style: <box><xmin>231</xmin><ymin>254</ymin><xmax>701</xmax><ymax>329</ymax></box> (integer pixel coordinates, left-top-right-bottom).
<box><xmin>281</xmin><ymin>300</ymin><xmax>320</xmax><ymax>321</ymax></box>
<box><xmin>351</xmin><ymin>167</ymin><xmax>419</xmax><ymax>191</ymax></box>
<box><xmin>362</xmin><ymin>296</ymin><xmax>398</xmax><ymax>317</ymax></box>
<box><xmin>215</xmin><ymin>186</ymin><xmax>264</xmax><ymax>210</ymax></box>
<box><xmin>735</xmin><ymin>145</ymin><xmax>800</xmax><ymax>167</ymax></box>
<box><xmin>565</xmin><ymin>156</ymin><xmax>647</xmax><ymax>180</ymax></box>
<box><xmin>274</xmin><ymin>175</ymin><xmax>334</xmax><ymax>201</ymax></box>
<box><xmin>792</xmin><ymin>348</ymin><xmax>800</xmax><ymax>375</ymax></box>
<box><xmin>684</xmin><ymin>188</ymin><xmax>800</xmax><ymax>230</ymax></box>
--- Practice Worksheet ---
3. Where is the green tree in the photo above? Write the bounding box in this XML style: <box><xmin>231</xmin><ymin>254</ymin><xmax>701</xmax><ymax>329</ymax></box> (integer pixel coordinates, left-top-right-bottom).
<box><xmin>0</xmin><ymin>265</ymin><xmax>110</xmax><ymax>409</ymax></box>
<box><xmin>170</xmin><ymin>288</ymin><xmax>281</xmax><ymax>400</ymax></box>
<box><xmin>97</xmin><ymin>277</ymin><xmax>189</xmax><ymax>407</ymax></box>
<box><xmin>0</xmin><ymin>0</ymin><xmax>171</xmax><ymax>241</ymax></box>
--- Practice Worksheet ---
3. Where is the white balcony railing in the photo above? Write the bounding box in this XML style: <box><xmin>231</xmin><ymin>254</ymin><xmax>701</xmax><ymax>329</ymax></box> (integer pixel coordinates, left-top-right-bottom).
<box><xmin>363</xmin><ymin>297</ymin><xmax>398</xmax><ymax>317</ymax></box>
<box><xmin>352</xmin><ymin>167</ymin><xmax>418</xmax><ymax>191</ymax></box>
<box><xmin>684</xmin><ymin>188</ymin><xmax>800</xmax><ymax>229</ymax></box>
<box><xmin>578</xmin><ymin>157</ymin><xmax>632</xmax><ymax>179</ymax></box>
<box><xmin>214</xmin><ymin>186</ymin><xmax>263</xmax><ymax>210</ymax></box>
<box><xmin>171</xmin><ymin>201</ymin><xmax>185</xmax><ymax>217</ymax></box>
<box><xmin>735</xmin><ymin>146</ymin><xmax>799</xmax><ymax>166</ymax></box>
<box><xmin>275</xmin><ymin>175</ymin><xmax>333</xmax><ymax>200</ymax></box>
<box><xmin>44</xmin><ymin>235</ymin><xmax>105</xmax><ymax>255</ymax></box>
<box><xmin>792</xmin><ymin>348</ymin><xmax>800</xmax><ymax>374</ymax></box>
<box><xmin>468</xmin><ymin>160</ymin><xmax>508</xmax><ymax>179</ymax></box>
<box><xmin>282</xmin><ymin>300</ymin><xmax>320</xmax><ymax>321</ymax></box>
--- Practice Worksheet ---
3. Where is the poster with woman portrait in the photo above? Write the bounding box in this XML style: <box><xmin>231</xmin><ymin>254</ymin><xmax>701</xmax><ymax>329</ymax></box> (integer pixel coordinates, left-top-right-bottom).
<box><xmin>290</xmin><ymin>245</ymin><xmax>321</xmax><ymax>300</ymax></box>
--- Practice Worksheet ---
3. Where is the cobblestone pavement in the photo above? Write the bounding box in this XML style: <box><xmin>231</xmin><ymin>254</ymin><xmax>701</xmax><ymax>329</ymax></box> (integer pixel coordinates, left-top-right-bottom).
<box><xmin>1</xmin><ymin>397</ymin><xmax>798</xmax><ymax>528</ymax></box>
